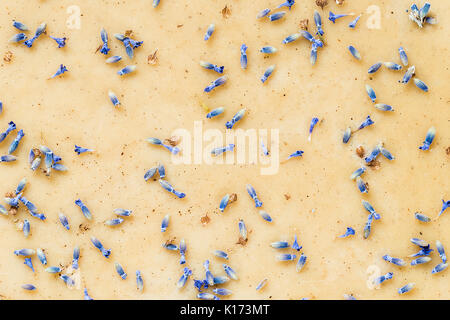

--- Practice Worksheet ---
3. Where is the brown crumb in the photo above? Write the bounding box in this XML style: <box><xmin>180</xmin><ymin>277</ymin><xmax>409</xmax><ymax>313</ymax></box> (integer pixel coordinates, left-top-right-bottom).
<box><xmin>200</xmin><ymin>214</ymin><xmax>210</xmax><ymax>225</ymax></box>
<box><xmin>147</xmin><ymin>49</ymin><xmax>158</xmax><ymax>65</ymax></box>
<box><xmin>4</xmin><ymin>51</ymin><xmax>13</xmax><ymax>63</ymax></box>
<box><xmin>299</xmin><ymin>19</ymin><xmax>309</xmax><ymax>30</ymax></box>
<box><xmin>33</xmin><ymin>148</ymin><xmax>42</xmax><ymax>157</ymax></box>
<box><xmin>284</xmin><ymin>194</ymin><xmax>291</xmax><ymax>200</ymax></box>
<box><xmin>124</xmin><ymin>30</ymin><xmax>133</xmax><ymax>37</ymax></box>
<box><xmin>228</xmin><ymin>193</ymin><xmax>237</xmax><ymax>204</ymax></box>
<box><xmin>164</xmin><ymin>135</ymin><xmax>180</xmax><ymax>146</ymax></box>
<box><xmin>316</xmin><ymin>0</ymin><xmax>328</xmax><ymax>9</ymax></box>
<box><xmin>336</xmin><ymin>0</ymin><xmax>345</xmax><ymax>4</ymax></box>
<box><xmin>177</xmin><ymin>24</ymin><xmax>184</xmax><ymax>28</ymax></box>
<box><xmin>221</xmin><ymin>5</ymin><xmax>231</xmax><ymax>18</ymax></box>
<box><xmin>5</xmin><ymin>191</ymin><xmax>14</xmax><ymax>198</ymax></box>
<box><xmin>446</xmin><ymin>147</ymin><xmax>450</xmax><ymax>155</ymax></box>
<box><xmin>367</xmin><ymin>159</ymin><xmax>380</xmax><ymax>169</ymax></box>
<box><xmin>78</xmin><ymin>223</ymin><xmax>90</xmax><ymax>233</ymax></box>
<box><xmin>356</xmin><ymin>146</ymin><xmax>365</xmax><ymax>158</ymax></box>
<box><xmin>8</xmin><ymin>207</ymin><xmax>17</xmax><ymax>216</ymax></box>
<box><xmin>236</xmin><ymin>237</ymin><xmax>247</xmax><ymax>246</ymax></box>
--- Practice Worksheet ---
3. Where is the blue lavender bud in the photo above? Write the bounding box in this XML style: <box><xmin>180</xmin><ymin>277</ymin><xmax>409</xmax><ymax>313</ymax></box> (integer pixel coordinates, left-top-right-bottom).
<box><xmin>152</xmin><ymin>0</ymin><xmax>161</xmax><ymax>8</ymax></box>
<box><xmin>287</xmin><ymin>150</ymin><xmax>304</xmax><ymax>160</ymax></box>
<box><xmin>256</xmin><ymin>278</ymin><xmax>268</xmax><ymax>291</ymax></box>
<box><xmin>413</xmin><ymin>78</ymin><xmax>428</xmax><ymax>92</ymax></box>
<box><xmin>213</xmin><ymin>250</ymin><xmax>228</xmax><ymax>260</ymax></box>
<box><xmin>401</xmin><ymin>66</ymin><xmax>415</xmax><ymax>83</ymax></box>
<box><xmin>246</xmin><ymin>184</ymin><xmax>262</xmax><ymax>207</ymax></box>
<box><xmin>277</xmin><ymin>254</ymin><xmax>297</xmax><ymax>261</ymax></box>
<box><xmin>45</xmin><ymin>266</ymin><xmax>62</xmax><ymax>273</ymax></box>
<box><xmin>24</xmin><ymin>257</ymin><xmax>34</xmax><ymax>272</ymax></box>
<box><xmin>431</xmin><ymin>263</ymin><xmax>448</xmax><ymax>274</ymax></box>
<box><xmin>115</xmin><ymin>262</ymin><xmax>127</xmax><ymax>280</ymax></box>
<box><xmin>114</xmin><ymin>208</ymin><xmax>132</xmax><ymax>217</ymax></box>
<box><xmin>268</xmin><ymin>12</ymin><xmax>286</xmax><ymax>22</ymax></box>
<box><xmin>100</xmin><ymin>28</ymin><xmax>110</xmax><ymax>55</ymax></box>
<box><xmin>211</xmin><ymin>144</ymin><xmax>235</xmax><ymax>156</ymax></box>
<box><xmin>314</xmin><ymin>11</ymin><xmax>324</xmax><ymax>36</ymax></box>
<box><xmin>328</xmin><ymin>11</ymin><xmax>349</xmax><ymax>23</ymax></box>
<box><xmin>357</xmin><ymin>115</ymin><xmax>374</xmax><ymax>130</ymax></box>
<box><xmin>438</xmin><ymin>199</ymin><xmax>450</xmax><ymax>217</ymax></box>
<box><xmin>257</xmin><ymin>9</ymin><xmax>271</xmax><ymax>19</ymax></box>
<box><xmin>382</xmin><ymin>255</ymin><xmax>406</xmax><ymax>267</ymax></box>
<box><xmin>0</xmin><ymin>121</ymin><xmax>16</xmax><ymax>143</ymax></box>
<box><xmin>225</xmin><ymin>108</ymin><xmax>245</xmax><ymax>129</ymax></box>
<box><xmin>23</xmin><ymin>219</ymin><xmax>30</xmax><ymax>237</ymax></box>
<box><xmin>271</xmin><ymin>241</ymin><xmax>289</xmax><ymax>249</ymax></box>
<box><xmin>204</xmin><ymin>24</ymin><xmax>215</xmax><ymax>41</ymax></box>
<box><xmin>49</xmin><ymin>36</ymin><xmax>66</xmax><ymax>48</ymax></box>
<box><xmin>198</xmin><ymin>292</ymin><xmax>219</xmax><ymax>300</ymax></box>
<box><xmin>339</xmin><ymin>227</ymin><xmax>355</xmax><ymax>238</ymax></box>
<box><xmin>277</xmin><ymin>0</ymin><xmax>295</xmax><ymax>10</ymax></box>
<box><xmin>106</xmin><ymin>55</ymin><xmax>122</xmax><ymax>64</ymax></box>
<box><xmin>75</xmin><ymin>199</ymin><xmax>92</xmax><ymax>220</ymax></box>
<box><xmin>308</xmin><ymin>117</ymin><xmax>319</xmax><ymax>141</ymax></box>
<box><xmin>282</xmin><ymin>33</ymin><xmax>301</xmax><ymax>44</ymax></box>
<box><xmin>9</xmin><ymin>33</ymin><xmax>27</xmax><ymax>43</ymax></box>
<box><xmin>144</xmin><ymin>167</ymin><xmax>157</xmax><ymax>181</ymax></box>
<box><xmin>259</xmin><ymin>210</ymin><xmax>272</xmax><ymax>222</ymax></box>
<box><xmin>204</xmin><ymin>76</ymin><xmax>227</xmax><ymax>93</ymax></box>
<box><xmin>23</xmin><ymin>23</ymin><xmax>46</xmax><ymax>48</ymax></box>
<box><xmin>368</xmin><ymin>62</ymin><xmax>382</xmax><ymax>74</ymax></box>
<box><xmin>199</xmin><ymin>61</ymin><xmax>224</xmax><ymax>74</ymax></box>
<box><xmin>398</xmin><ymin>47</ymin><xmax>408</xmax><ymax>66</ymax></box>
<box><xmin>179</xmin><ymin>238</ymin><xmax>186</xmax><ymax>264</ymax></box>
<box><xmin>365</xmin><ymin>85</ymin><xmax>376</xmax><ymax>103</ymax></box>
<box><xmin>8</xmin><ymin>129</ymin><xmax>24</xmax><ymax>154</ymax></box>
<box><xmin>161</xmin><ymin>214</ymin><xmax>169</xmax><ymax>232</ymax></box>
<box><xmin>296</xmin><ymin>253</ymin><xmax>307</xmax><ymax>272</ymax></box>
<box><xmin>0</xmin><ymin>155</ymin><xmax>16</xmax><ymax>162</ymax></box>
<box><xmin>36</xmin><ymin>248</ymin><xmax>47</xmax><ymax>265</ymax></box>
<box><xmin>384</xmin><ymin>62</ymin><xmax>402</xmax><ymax>71</ymax></box>
<box><xmin>350</xmin><ymin>167</ymin><xmax>365</xmax><ymax>180</ymax></box>
<box><xmin>219</xmin><ymin>194</ymin><xmax>230</xmax><ymax>212</ymax></box>
<box><xmin>398</xmin><ymin>283</ymin><xmax>415</xmax><ymax>294</ymax></box>
<box><xmin>13</xmin><ymin>21</ymin><xmax>28</xmax><ymax>31</ymax></box>
<box><xmin>14</xmin><ymin>248</ymin><xmax>35</xmax><ymax>256</ymax></box>
<box><xmin>177</xmin><ymin>267</ymin><xmax>192</xmax><ymax>288</ymax></box>
<box><xmin>414</xmin><ymin>212</ymin><xmax>431</xmax><ymax>222</ymax></box>
<box><xmin>436</xmin><ymin>240</ymin><xmax>447</xmax><ymax>263</ymax></box>
<box><xmin>223</xmin><ymin>264</ymin><xmax>238</xmax><ymax>280</ymax></box>
<box><xmin>91</xmin><ymin>236</ymin><xmax>111</xmax><ymax>258</ymax></box>
<box><xmin>419</xmin><ymin>127</ymin><xmax>436</xmax><ymax>151</ymax></box>
<box><xmin>238</xmin><ymin>219</ymin><xmax>247</xmax><ymax>241</ymax></box>
<box><xmin>74</xmin><ymin>145</ymin><xmax>94</xmax><ymax>155</ymax></box>
<box><xmin>213</xmin><ymin>288</ymin><xmax>233</xmax><ymax>296</ymax></box>
<box><xmin>84</xmin><ymin>288</ymin><xmax>93</xmax><ymax>300</ymax></box>
<box><xmin>374</xmin><ymin>104</ymin><xmax>394</xmax><ymax>112</ymax></box>
<box><xmin>411</xmin><ymin>257</ymin><xmax>431</xmax><ymax>266</ymax></box>
<box><xmin>347</xmin><ymin>45</ymin><xmax>361</xmax><ymax>60</ymax></box>
<box><xmin>73</xmin><ymin>246</ymin><xmax>80</xmax><ymax>269</ymax></box>
<box><xmin>240</xmin><ymin>44</ymin><xmax>248</xmax><ymax>69</ymax></box>
<box><xmin>343</xmin><ymin>127</ymin><xmax>351</xmax><ymax>143</ymax></box>
<box><xmin>362</xmin><ymin>200</ymin><xmax>381</xmax><ymax>220</ymax></box>
<box><xmin>136</xmin><ymin>270</ymin><xmax>144</xmax><ymax>291</ymax></box>
<box><xmin>105</xmin><ymin>218</ymin><xmax>124</xmax><ymax>226</ymax></box>
<box><xmin>159</xmin><ymin>179</ymin><xmax>185</xmax><ymax>198</ymax></box>
<box><xmin>22</xmin><ymin>284</ymin><xmax>36</xmax><ymax>290</ymax></box>
<box><xmin>260</xmin><ymin>46</ymin><xmax>277</xmax><ymax>54</ymax></box>
<box><xmin>292</xmin><ymin>235</ymin><xmax>302</xmax><ymax>251</ymax></box>
<box><xmin>261</xmin><ymin>64</ymin><xmax>276</xmax><ymax>83</ymax></box>
<box><xmin>60</xmin><ymin>274</ymin><xmax>75</xmax><ymax>287</ymax></box>
<box><xmin>117</xmin><ymin>65</ymin><xmax>136</xmax><ymax>76</ymax></box>
<box><xmin>348</xmin><ymin>15</ymin><xmax>361</xmax><ymax>28</ymax></box>
<box><xmin>206</xmin><ymin>107</ymin><xmax>225</xmax><ymax>119</ymax></box>
<box><xmin>373</xmin><ymin>272</ymin><xmax>393</xmax><ymax>285</ymax></box>
<box><xmin>50</xmin><ymin>64</ymin><xmax>68</xmax><ymax>79</ymax></box>
<box><xmin>380</xmin><ymin>146</ymin><xmax>395</xmax><ymax>160</ymax></box>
